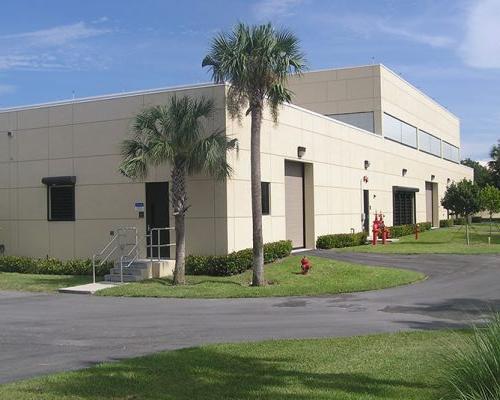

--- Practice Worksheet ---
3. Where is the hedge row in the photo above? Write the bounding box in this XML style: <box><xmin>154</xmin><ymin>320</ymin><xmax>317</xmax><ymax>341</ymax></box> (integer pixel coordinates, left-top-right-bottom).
<box><xmin>316</xmin><ymin>232</ymin><xmax>368</xmax><ymax>249</ymax></box>
<box><xmin>387</xmin><ymin>222</ymin><xmax>432</xmax><ymax>238</ymax></box>
<box><xmin>440</xmin><ymin>219</ymin><xmax>454</xmax><ymax>228</ymax></box>
<box><xmin>0</xmin><ymin>256</ymin><xmax>112</xmax><ymax>276</ymax></box>
<box><xmin>186</xmin><ymin>240</ymin><xmax>293</xmax><ymax>277</ymax></box>
<box><xmin>440</xmin><ymin>217</ymin><xmax>483</xmax><ymax>227</ymax></box>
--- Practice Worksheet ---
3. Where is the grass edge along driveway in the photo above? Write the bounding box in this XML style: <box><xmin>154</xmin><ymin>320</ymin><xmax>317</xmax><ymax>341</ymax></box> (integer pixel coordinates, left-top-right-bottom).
<box><xmin>0</xmin><ymin>272</ymin><xmax>93</xmax><ymax>293</ymax></box>
<box><xmin>97</xmin><ymin>255</ymin><xmax>423</xmax><ymax>298</ymax></box>
<box><xmin>338</xmin><ymin>224</ymin><xmax>500</xmax><ymax>254</ymax></box>
<box><xmin>0</xmin><ymin>330</ymin><xmax>464</xmax><ymax>400</ymax></box>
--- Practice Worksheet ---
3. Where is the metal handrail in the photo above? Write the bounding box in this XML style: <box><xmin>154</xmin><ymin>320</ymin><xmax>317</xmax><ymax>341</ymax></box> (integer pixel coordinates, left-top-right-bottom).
<box><xmin>146</xmin><ymin>227</ymin><xmax>176</xmax><ymax>262</ymax></box>
<box><xmin>92</xmin><ymin>227</ymin><xmax>138</xmax><ymax>283</ymax></box>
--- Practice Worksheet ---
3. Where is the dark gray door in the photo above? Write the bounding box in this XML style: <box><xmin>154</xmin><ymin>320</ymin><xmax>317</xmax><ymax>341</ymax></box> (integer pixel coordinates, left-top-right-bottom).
<box><xmin>285</xmin><ymin>161</ymin><xmax>305</xmax><ymax>248</ymax></box>
<box><xmin>363</xmin><ymin>190</ymin><xmax>370</xmax><ymax>232</ymax></box>
<box><xmin>425</xmin><ymin>182</ymin><xmax>433</xmax><ymax>223</ymax></box>
<box><xmin>146</xmin><ymin>182</ymin><xmax>170</xmax><ymax>258</ymax></box>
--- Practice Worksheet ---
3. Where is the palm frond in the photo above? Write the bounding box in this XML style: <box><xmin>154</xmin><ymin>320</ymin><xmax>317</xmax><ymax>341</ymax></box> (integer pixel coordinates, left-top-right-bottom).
<box><xmin>202</xmin><ymin>23</ymin><xmax>307</xmax><ymax>121</ymax></box>
<box><xmin>120</xmin><ymin>95</ymin><xmax>237</xmax><ymax>182</ymax></box>
<box><xmin>186</xmin><ymin>129</ymin><xmax>238</xmax><ymax>180</ymax></box>
<box><xmin>119</xmin><ymin>136</ymin><xmax>150</xmax><ymax>179</ymax></box>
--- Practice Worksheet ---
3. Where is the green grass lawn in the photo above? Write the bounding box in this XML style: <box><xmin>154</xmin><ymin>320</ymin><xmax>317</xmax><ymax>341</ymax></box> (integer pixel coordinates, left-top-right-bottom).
<box><xmin>338</xmin><ymin>223</ymin><xmax>500</xmax><ymax>254</ymax></box>
<box><xmin>0</xmin><ymin>330</ymin><xmax>464</xmax><ymax>400</ymax></box>
<box><xmin>0</xmin><ymin>272</ymin><xmax>94</xmax><ymax>292</ymax></box>
<box><xmin>97</xmin><ymin>255</ymin><xmax>423</xmax><ymax>298</ymax></box>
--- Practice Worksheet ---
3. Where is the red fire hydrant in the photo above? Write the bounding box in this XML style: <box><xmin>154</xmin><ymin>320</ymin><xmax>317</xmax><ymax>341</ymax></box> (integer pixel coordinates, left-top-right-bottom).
<box><xmin>378</xmin><ymin>213</ymin><xmax>388</xmax><ymax>245</ymax></box>
<box><xmin>415</xmin><ymin>224</ymin><xmax>420</xmax><ymax>240</ymax></box>
<box><xmin>300</xmin><ymin>257</ymin><xmax>312</xmax><ymax>275</ymax></box>
<box><xmin>372</xmin><ymin>213</ymin><xmax>380</xmax><ymax>246</ymax></box>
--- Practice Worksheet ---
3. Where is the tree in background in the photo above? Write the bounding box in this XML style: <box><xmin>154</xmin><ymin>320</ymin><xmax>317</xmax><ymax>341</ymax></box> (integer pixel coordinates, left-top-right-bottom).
<box><xmin>488</xmin><ymin>140</ymin><xmax>500</xmax><ymax>189</ymax></box>
<box><xmin>202</xmin><ymin>23</ymin><xmax>306</xmax><ymax>286</ymax></box>
<box><xmin>461</xmin><ymin>158</ymin><xmax>492</xmax><ymax>188</ymax></box>
<box><xmin>480</xmin><ymin>185</ymin><xmax>500</xmax><ymax>238</ymax></box>
<box><xmin>441</xmin><ymin>179</ymin><xmax>482</xmax><ymax>245</ymax></box>
<box><xmin>119</xmin><ymin>96</ymin><xmax>237</xmax><ymax>284</ymax></box>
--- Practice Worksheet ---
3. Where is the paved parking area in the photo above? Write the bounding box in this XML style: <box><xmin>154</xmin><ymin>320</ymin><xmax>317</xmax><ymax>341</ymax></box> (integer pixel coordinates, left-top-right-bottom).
<box><xmin>0</xmin><ymin>252</ymin><xmax>498</xmax><ymax>383</ymax></box>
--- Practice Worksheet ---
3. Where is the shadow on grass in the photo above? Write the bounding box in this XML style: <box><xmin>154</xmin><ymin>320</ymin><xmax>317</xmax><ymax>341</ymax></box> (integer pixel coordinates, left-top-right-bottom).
<box><xmin>17</xmin><ymin>348</ymin><xmax>438</xmax><ymax>400</ymax></box>
<box><xmin>141</xmin><ymin>277</ymin><xmax>246</xmax><ymax>288</ymax></box>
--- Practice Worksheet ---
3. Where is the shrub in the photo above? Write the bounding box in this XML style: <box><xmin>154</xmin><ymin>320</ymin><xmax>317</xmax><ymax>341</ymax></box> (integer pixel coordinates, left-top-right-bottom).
<box><xmin>388</xmin><ymin>222</ymin><xmax>432</xmax><ymax>238</ymax></box>
<box><xmin>0</xmin><ymin>256</ymin><xmax>112</xmax><ymax>276</ymax></box>
<box><xmin>454</xmin><ymin>217</ymin><xmax>467</xmax><ymax>225</ymax></box>
<box><xmin>316</xmin><ymin>232</ymin><xmax>368</xmax><ymax>249</ymax></box>
<box><xmin>440</xmin><ymin>219</ymin><xmax>454</xmax><ymax>228</ymax></box>
<box><xmin>471</xmin><ymin>216</ymin><xmax>483</xmax><ymax>223</ymax></box>
<box><xmin>442</xmin><ymin>315</ymin><xmax>500</xmax><ymax>400</ymax></box>
<box><xmin>186</xmin><ymin>240</ymin><xmax>293</xmax><ymax>276</ymax></box>
<box><xmin>418</xmin><ymin>222</ymin><xmax>432</xmax><ymax>231</ymax></box>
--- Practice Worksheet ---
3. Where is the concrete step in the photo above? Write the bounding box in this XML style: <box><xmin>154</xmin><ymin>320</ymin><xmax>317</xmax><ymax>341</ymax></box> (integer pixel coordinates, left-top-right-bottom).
<box><xmin>104</xmin><ymin>274</ymin><xmax>143</xmax><ymax>283</ymax></box>
<box><xmin>114</xmin><ymin>261</ymin><xmax>151</xmax><ymax>269</ymax></box>
<box><xmin>109</xmin><ymin>267</ymin><xmax>149</xmax><ymax>277</ymax></box>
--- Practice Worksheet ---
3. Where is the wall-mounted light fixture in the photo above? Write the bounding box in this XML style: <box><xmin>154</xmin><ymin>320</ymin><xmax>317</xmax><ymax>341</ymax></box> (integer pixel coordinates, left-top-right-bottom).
<box><xmin>7</xmin><ymin>131</ymin><xmax>12</xmax><ymax>137</ymax></box>
<box><xmin>297</xmin><ymin>146</ymin><xmax>306</xmax><ymax>158</ymax></box>
<box><xmin>431</xmin><ymin>174</ymin><xmax>435</xmax><ymax>181</ymax></box>
<box><xmin>447</xmin><ymin>178</ymin><xmax>451</xmax><ymax>185</ymax></box>
<box><xmin>364</xmin><ymin>160</ymin><xmax>370</xmax><ymax>170</ymax></box>
<box><xmin>402</xmin><ymin>168</ymin><xmax>407</xmax><ymax>177</ymax></box>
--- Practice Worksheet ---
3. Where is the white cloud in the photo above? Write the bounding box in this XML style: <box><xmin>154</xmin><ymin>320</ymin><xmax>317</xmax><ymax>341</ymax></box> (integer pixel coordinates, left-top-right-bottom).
<box><xmin>0</xmin><ymin>21</ymin><xmax>112</xmax><ymax>71</ymax></box>
<box><xmin>460</xmin><ymin>0</ymin><xmax>500</xmax><ymax>68</ymax></box>
<box><xmin>375</xmin><ymin>23</ymin><xmax>454</xmax><ymax>48</ymax></box>
<box><xmin>321</xmin><ymin>13</ymin><xmax>454</xmax><ymax>49</ymax></box>
<box><xmin>253</xmin><ymin>0</ymin><xmax>304</xmax><ymax>20</ymax></box>
<box><xmin>2</xmin><ymin>21</ymin><xmax>111</xmax><ymax>47</ymax></box>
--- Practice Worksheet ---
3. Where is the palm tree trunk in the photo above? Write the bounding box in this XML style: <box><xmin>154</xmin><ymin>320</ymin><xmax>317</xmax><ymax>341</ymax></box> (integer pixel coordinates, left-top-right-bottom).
<box><xmin>171</xmin><ymin>162</ymin><xmax>187</xmax><ymax>285</ymax></box>
<box><xmin>250</xmin><ymin>104</ymin><xmax>265</xmax><ymax>286</ymax></box>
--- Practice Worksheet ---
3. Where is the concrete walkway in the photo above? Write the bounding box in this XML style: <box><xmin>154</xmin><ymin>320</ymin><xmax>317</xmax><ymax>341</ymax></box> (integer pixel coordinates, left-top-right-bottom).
<box><xmin>0</xmin><ymin>252</ymin><xmax>499</xmax><ymax>383</ymax></box>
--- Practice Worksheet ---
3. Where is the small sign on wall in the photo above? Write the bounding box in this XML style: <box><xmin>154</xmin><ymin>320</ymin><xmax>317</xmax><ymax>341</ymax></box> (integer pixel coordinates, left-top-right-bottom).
<box><xmin>134</xmin><ymin>202</ymin><xmax>145</xmax><ymax>212</ymax></box>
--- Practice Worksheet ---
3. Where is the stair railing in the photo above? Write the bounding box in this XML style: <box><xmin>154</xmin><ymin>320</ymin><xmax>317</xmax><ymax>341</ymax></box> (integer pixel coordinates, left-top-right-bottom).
<box><xmin>147</xmin><ymin>227</ymin><xmax>176</xmax><ymax>262</ymax></box>
<box><xmin>92</xmin><ymin>227</ymin><xmax>138</xmax><ymax>284</ymax></box>
<box><xmin>119</xmin><ymin>230</ymin><xmax>139</xmax><ymax>283</ymax></box>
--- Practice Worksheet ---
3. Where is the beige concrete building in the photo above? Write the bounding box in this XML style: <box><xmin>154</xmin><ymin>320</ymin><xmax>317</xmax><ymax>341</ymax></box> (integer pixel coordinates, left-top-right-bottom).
<box><xmin>0</xmin><ymin>64</ymin><xmax>472</xmax><ymax>260</ymax></box>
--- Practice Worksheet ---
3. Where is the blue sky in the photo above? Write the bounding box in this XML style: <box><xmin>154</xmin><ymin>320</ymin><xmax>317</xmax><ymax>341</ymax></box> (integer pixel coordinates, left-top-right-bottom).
<box><xmin>0</xmin><ymin>0</ymin><xmax>498</xmax><ymax>160</ymax></box>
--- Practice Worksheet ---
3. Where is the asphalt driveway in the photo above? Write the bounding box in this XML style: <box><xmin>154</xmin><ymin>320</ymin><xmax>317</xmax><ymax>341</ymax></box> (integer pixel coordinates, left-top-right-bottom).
<box><xmin>0</xmin><ymin>252</ymin><xmax>498</xmax><ymax>383</ymax></box>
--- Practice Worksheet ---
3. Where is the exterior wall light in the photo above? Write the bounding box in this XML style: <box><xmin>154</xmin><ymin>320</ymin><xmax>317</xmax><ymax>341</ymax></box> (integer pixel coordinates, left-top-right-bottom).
<box><xmin>297</xmin><ymin>146</ymin><xmax>306</xmax><ymax>158</ymax></box>
<box><xmin>431</xmin><ymin>174</ymin><xmax>435</xmax><ymax>181</ymax></box>
<box><xmin>7</xmin><ymin>131</ymin><xmax>12</xmax><ymax>137</ymax></box>
<box><xmin>364</xmin><ymin>160</ymin><xmax>370</xmax><ymax>170</ymax></box>
<box><xmin>447</xmin><ymin>178</ymin><xmax>451</xmax><ymax>184</ymax></box>
<box><xmin>402</xmin><ymin>168</ymin><xmax>407</xmax><ymax>177</ymax></box>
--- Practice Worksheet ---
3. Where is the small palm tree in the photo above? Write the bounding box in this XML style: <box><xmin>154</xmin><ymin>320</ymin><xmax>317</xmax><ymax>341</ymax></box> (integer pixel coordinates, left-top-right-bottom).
<box><xmin>202</xmin><ymin>23</ymin><xmax>306</xmax><ymax>286</ymax></box>
<box><xmin>119</xmin><ymin>96</ymin><xmax>237</xmax><ymax>285</ymax></box>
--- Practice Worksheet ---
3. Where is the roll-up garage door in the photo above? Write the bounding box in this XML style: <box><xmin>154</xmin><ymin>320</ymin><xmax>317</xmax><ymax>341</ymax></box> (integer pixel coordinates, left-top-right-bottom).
<box><xmin>285</xmin><ymin>161</ymin><xmax>305</xmax><ymax>248</ymax></box>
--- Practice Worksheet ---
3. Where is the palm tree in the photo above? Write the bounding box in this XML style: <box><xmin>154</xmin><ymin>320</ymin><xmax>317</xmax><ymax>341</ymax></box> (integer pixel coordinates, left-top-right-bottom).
<box><xmin>202</xmin><ymin>23</ymin><xmax>306</xmax><ymax>286</ymax></box>
<box><xmin>119</xmin><ymin>96</ymin><xmax>237</xmax><ymax>285</ymax></box>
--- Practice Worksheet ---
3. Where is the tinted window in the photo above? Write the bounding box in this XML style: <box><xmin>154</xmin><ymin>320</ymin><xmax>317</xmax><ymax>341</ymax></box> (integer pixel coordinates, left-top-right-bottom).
<box><xmin>383</xmin><ymin>113</ymin><xmax>417</xmax><ymax>148</ymax></box>
<box><xmin>261</xmin><ymin>182</ymin><xmax>270</xmax><ymax>215</ymax></box>
<box><xmin>418</xmin><ymin>130</ymin><xmax>441</xmax><ymax>157</ymax></box>
<box><xmin>328</xmin><ymin>112</ymin><xmax>375</xmax><ymax>133</ymax></box>
<box><xmin>48</xmin><ymin>185</ymin><xmax>75</xmax><ymax>221</ymax></box>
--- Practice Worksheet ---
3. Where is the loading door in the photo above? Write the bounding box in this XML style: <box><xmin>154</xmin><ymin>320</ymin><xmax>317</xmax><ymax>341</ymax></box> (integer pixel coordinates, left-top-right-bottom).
<box><xmin>146</xmin><ymin>182</ymin><xmax>170</xmax><ymax>258</ymax></box>
<box><xmin>285</xmin><ymin>161</ymin><xmax>305</xmax><ymax>248</ymax></box>
<box><xmin>393</xmin><ymin>187</ymin><xmax>417</xmax><ymax>226</ymax></box>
